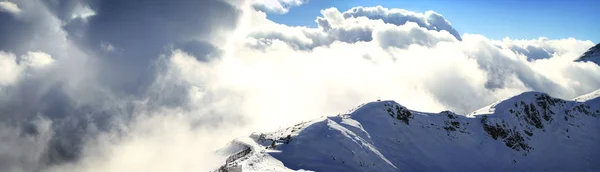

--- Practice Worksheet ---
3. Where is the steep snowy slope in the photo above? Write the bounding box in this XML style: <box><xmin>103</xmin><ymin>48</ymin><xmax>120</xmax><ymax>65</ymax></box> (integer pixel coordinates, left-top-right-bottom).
<box><xmin>218</xmin><ymin>91</ymin><xmax>600</xmax><ymax>171</ymax></box>
<box><xmin>575</xmin><ymin>89</ymin><xmax>600</xmax><ymax>117</ymax></box>
<box><xmin>576</xmin><ymin>43</ymin><xmax>600</xmax><ymax>65</ymax></box>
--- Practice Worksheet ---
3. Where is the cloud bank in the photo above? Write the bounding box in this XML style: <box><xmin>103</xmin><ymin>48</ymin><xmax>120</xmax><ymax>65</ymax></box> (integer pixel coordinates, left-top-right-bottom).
<box><xmin>0</xmin><ymin>1</ymin><xmax>598</xmax><ymax>171</ymax></box>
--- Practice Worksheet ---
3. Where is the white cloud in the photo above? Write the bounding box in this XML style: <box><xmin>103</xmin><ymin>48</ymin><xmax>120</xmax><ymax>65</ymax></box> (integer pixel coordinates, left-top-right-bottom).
<box><xmin>0</xmin><ymin>1</ymin><xmax>20</xmax><ymax>14</ymax></box>
<box><xmin>373</xmin><ymin>22</ymin><xmax>457</xmax><ymax>48</ymax></box>
<box><xmin>70</xmin><ymin>3</ymin><xmax>95</xmax><ymax>20</ymax></box>
<box><xmin>21</xmin><ymin>51</ymin><xmax>55</xmax><ymax>68</ymax></box>
<box><xmin>218</xmin><ymin>8</ymin><xmax>599</xmax><ymax>117</ymax></box>
<box><xmin>247</xmin><ymin>7</ymin><xmax>463</xmax><ymax>50</ymax></box>
<box><xmin>0</xmin><ymin>51</ymin><xmax>54</xmax><ymax>87</ymax></box>
<box><xmin>0</xmin><ymin>51</ymin><xmax>22</xmax><ymax>86</ymax></box>
<box><xmin>330</xmin><ymin>6</ymin><xmax>462</xmax><ymax>40</ymax></box>
<box><xmin>494</xmin><ymin>37</ymin><xmax>593</xmax><ymax>61</ymax></box>
<box><xmin>252</xmin><ymin>0</ymin><xmax>306</xmax><ymax>14</ymax></box>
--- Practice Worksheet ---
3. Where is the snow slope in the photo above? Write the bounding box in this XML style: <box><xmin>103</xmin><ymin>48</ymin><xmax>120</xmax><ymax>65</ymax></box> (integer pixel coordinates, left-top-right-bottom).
<box><xmin>575</xmin><ymin>89</ymin><xmax>600</xmax><ymax>118</ymax></box>
<box><xmin>217</xmin><ymin>91</ymin><xmax>600</xmax><ymax>171</ymax></box>
<box><xmin>575</xmin><ymin>88</ymin><xmax>600</xmax><ymax>102</ymax></box>
<box><xmin>576</xmin><ymin>43</ymin><xmax>600</xmax><ymax>65</ymax></box>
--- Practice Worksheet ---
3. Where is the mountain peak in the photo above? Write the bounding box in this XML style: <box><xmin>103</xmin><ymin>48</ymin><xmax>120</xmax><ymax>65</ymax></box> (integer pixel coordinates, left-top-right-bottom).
<box><xmin>469</xmin><ymin>91</ymin><xmax>550</xmax><ymax>117</ymax></box>
<box><xmin>217</xmin><ymin>91</ymin><xmax>600</xmax><ymax>171</ymax></box>
<box><xmin>576</xmin><ymin>43</ymin><xmax>600</xmax><ymax>64</ymax></box>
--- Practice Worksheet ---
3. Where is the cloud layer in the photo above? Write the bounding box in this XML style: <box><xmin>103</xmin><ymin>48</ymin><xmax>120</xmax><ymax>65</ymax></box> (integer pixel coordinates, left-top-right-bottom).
<box><xmin>241</xmin><ymin>8</ymin><xmax>597</xmax><ymax>114</ymax></box>
<box><xmin>0</xmin><ymin>1</ymin><xmax>598</xmax><ymax>171</ymax></box>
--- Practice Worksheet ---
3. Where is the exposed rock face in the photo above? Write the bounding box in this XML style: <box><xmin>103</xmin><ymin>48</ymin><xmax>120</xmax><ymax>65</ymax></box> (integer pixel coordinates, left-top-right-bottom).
<box><xmin>576</xmin><ymin>43</ymin><xmax>600</xmax><ymax>65</ymax></box>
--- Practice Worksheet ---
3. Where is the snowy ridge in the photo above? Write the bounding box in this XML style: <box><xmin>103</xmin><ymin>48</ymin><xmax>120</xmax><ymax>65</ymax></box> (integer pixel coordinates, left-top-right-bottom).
<box><xmin>216</xmin><ymin>136</ymin><xmax>300</xmax><ymax>172</ymax></box>
<box><xmin>576</xmin><ymin>43</ymin><xmax>600</xmax><ymax>65</ymax></box>
<box><xmin>574</xmin><ymin>88</ymin><xmax>600</xmax><ymax>102</ymax></box>
<box><xmin>218</xmin><ymin>91</ymin><xmax>600</xmax><ymax>171</ymax></box>
<box><xmin>575</xmin><ymin>89</ymin><xmax>600</xmax><ymax>116</ymax></box>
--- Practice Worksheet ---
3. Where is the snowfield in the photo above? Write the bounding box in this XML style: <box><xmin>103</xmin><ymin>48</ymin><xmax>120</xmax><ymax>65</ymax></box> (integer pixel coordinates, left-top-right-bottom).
<box><xmin>216</xmin><ymin>90</ymin><xmax>600</xmax><ymax>172</ymax></box>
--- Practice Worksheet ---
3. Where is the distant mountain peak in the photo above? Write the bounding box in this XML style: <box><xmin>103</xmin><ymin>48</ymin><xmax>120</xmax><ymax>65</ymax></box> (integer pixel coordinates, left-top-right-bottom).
<box><xmin>576</xmin><ymin>43</ymin><xmax>600</xmax><ymax>64</ymax></box>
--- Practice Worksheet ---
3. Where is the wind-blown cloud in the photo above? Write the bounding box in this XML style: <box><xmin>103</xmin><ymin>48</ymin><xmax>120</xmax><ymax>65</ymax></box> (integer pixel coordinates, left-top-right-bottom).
<box><xmin>0</xmin><ymin>1</ymin><xmax>598</xmax><ymax>172</ymax></box>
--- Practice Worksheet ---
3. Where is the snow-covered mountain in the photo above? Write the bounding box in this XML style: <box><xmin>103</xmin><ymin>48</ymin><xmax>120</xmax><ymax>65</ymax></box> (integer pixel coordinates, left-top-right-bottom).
<box><xmin>217</xmin><ymin>90</ymin><xmax>600</xmax><ymax>171</ymax></box>
<box><xmin>576</xmin><ymin>43</ymin><xmax>600</xmax><ymax>65</ymax></box>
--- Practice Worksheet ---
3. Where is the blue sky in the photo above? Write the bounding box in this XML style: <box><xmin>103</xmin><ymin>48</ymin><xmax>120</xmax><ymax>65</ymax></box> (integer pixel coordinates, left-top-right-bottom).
<box><xmin>268</xmin><ymin>0</ymin><xmax>600</xmax><ymax>43</ymax></box>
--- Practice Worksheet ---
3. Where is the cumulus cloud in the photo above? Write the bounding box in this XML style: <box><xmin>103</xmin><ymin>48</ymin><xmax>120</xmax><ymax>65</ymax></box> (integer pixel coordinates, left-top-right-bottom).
<box><xmin>0</xmin><ymin>51</ymin><xmax>54</xmax><ymax>87</ymax></box>
<box><xmin>22</xmin><ymin>51</ymin><xmax>55</xmax><ymax>68</ymax></box>
<box><xmin>373</xmin><ymin>22</ymin><xmax>457</xmax><ymax>48</ymax></box>
<box><xmin>0</xmin><ymin>1</ymin><xmax>20</xmax><ymax>14</ymax></box>
<box><xmin>0</xmin><ymin>51</ymin><xmax>21</xmax><ymax>86</ymax></box>
<box><xmin>247</xmin><ymin>7</ymin><xmax>463</xmax><ymax>51</ymax></box>
<box><xmin>252</xmin><ymin>0</ymin><xmax>305</xmax><ymax>14</ymax></box>
<box><xmin>334</xmin><ymin>6</ymin><xmax>462</xmax><ymax>41</ymax></box>
<box><xmin>0</xmin><ymin>1</ymin><xmax>599</xmax><ymax>172</ymax></box>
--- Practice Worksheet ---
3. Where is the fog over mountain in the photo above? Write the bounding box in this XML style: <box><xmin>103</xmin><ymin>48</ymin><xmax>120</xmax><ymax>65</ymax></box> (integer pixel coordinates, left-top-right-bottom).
<box><xmin>0</xmin><ymin>0</ymin><xmax>598</xmax><ymax>171</ymax></box>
